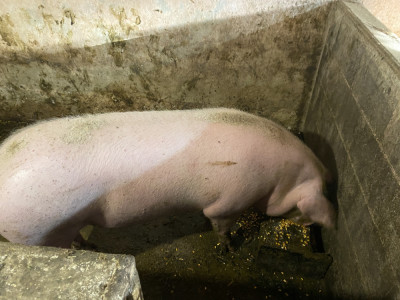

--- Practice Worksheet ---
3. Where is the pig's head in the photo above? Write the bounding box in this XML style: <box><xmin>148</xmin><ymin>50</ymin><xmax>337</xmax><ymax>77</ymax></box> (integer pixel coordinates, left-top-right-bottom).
<box><xmin>294</xmin><ymin>190</ymin><xmax>336</xmax><ymax>228</ymax></box>
<box><xmin>264</xmin><ymin>178</ymin><xmax>337</xmax><ymax>229</ymax></box>
<box><xmin>288</xmin><ymin>172</ymin><xmax>337</xmax><ymax>229</ymax></box>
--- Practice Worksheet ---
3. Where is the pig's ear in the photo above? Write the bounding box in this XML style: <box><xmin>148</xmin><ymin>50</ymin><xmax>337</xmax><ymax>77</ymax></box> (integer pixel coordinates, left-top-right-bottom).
<box><xmin>296</xmin><ymin>195</ymin><xmax>313</xmax><ymax>220</ymax></box>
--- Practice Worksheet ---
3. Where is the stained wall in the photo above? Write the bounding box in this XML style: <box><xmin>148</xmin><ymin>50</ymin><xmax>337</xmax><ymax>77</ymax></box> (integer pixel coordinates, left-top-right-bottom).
<box><xmin>303</xmin><ymin>2</ymin><xmax>400</xmax><ymax>297</ymax></box>
<box><xmin>0</xmin><ymin>0</ymin><xmax>333</xmax><ymax>129</ymax></box>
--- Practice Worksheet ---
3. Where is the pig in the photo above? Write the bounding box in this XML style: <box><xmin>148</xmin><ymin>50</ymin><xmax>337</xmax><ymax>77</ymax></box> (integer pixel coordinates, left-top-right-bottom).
<box><xmin>0</xmin><ymin>108</ymin><xmax>336</xmax><ymax>248</ymax></box>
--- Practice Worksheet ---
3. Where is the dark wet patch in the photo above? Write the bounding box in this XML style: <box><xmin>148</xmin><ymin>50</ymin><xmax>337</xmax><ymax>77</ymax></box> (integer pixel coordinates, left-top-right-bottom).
<box><xmin>87</xmin><ymin>210</ymin><xmax>331</xmax><ymax>299</ymax></box>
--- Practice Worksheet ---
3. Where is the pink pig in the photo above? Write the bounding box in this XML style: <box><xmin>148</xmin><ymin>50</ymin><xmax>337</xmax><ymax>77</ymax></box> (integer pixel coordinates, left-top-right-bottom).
<box><xmin>0</xmin><ymin>108</ymin><xmax>335</xmax><ymax>247</ymax></box>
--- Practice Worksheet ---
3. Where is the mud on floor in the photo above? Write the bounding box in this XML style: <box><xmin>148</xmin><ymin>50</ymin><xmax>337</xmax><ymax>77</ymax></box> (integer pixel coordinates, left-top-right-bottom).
<box><xmin>83</xmin><ymin>210</ymin><xmax>331</xmax><ymax>300</ymax></box>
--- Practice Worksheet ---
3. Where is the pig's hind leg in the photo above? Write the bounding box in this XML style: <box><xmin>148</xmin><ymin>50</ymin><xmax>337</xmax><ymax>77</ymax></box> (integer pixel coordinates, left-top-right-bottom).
<box><xmin>40</xmin><ymin>223</ymin><xmax>85</xmax><ymax>248</ymax></box>
<box><xmin>209</xmin><ymin>217</ymin><xmax>236</xmax><ymax>253</ymax></box>
<box><xmin>0</xmin><ymin>204</ymin><xmax>85</xmax><ymax>248</ymax></box>
<box><xmin>2</xmin><ymin>220</ymin><xmax>83</xmax><ymax>248</ymax></box>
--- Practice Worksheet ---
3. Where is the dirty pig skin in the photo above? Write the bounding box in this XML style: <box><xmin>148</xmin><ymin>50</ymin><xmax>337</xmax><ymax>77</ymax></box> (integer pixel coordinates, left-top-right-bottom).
<box><xmin>0</xmin><ymin>108</ymin><xmax>335</xmax><ymax>247</ymax></box>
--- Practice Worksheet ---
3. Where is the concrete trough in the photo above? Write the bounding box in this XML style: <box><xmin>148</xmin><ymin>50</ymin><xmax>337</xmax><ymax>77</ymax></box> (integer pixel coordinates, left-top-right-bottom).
<box><xmin>0</xmin><ymin>0</ymin><xmax>399</xmax><ymax>298</ymax></box>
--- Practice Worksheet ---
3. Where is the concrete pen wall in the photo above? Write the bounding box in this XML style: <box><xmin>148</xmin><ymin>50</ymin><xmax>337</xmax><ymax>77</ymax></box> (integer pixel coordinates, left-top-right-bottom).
<box><xmin>303</xmin><ymin>2</ymin><xmax>400</xmax><ymax>298</ymax></box>
<box><xmin>0</xmin><ymin>0</ymin><xmax>333</xmax><ymax>129</ymax></box>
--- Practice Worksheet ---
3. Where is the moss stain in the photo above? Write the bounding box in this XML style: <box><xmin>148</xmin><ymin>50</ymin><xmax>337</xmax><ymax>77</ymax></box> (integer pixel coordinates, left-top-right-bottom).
<box><xmin>41</xmin><ymin>12</ymin><xmax>56</xmax><ymax>33</ymax></box>
<box><xmin>64</xmin><ymin>10</ymin><xmax>76</xmax><ymax>25</ymax></box>
<box><xmin>105</xmin><ymin>7</ymin><xmax>143</xmax><ymax>67</ymax></box>
<box><xmin>39</xmin><ymin>78</ymin><xmax>53</xmax><ymax>93</ymax></box>
<box><xmin>110</xmin><ymin>6</ymin><xmax>139</xmax><ymax>36</ymax></box>
<box><xmin>0</xmin><ymin>14</ymin><xmax>23</xmax><ymax>47</ymax></box>
<box><xmin>131</xmin><ymin>8</ymin><xmax>141</xmax><ymax>25</ymax></box>
<box><xmin>185</xmin><ymin>76</ymin><xmax>201</xmax><ymax>91</ymax></box>
<box><xmin>83</xmin><ymin>45</ymin><xmax>97</xmax><ymax>63</ymax></box>
<box><xmin>106</xmin><ymin>27</ymin><xmax>126</xmax><ymax>67</ymax></box>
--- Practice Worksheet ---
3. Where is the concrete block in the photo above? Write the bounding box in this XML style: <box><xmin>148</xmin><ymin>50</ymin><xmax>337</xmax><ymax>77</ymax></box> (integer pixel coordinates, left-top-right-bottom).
<box><xmin>307</xmin><ymin>94</ymin><xmax>325</xmax><ymax>135</ymax></box>
<box><xmin>0</xmin><ymin>242</ymin><xmax>143</xmax><ymax>300</ymax></box>
<box><xmin>305</xmin><ymin>77</ymin><xmax>321</xmax><ymax>124</ymax></box>
<box><xmin>349</xmin><ymin>55</ymin><xmax>396</xmax><ymax>140</ymax></box>
<box><xmin>373</xmin><ymin>190</ymin><xmax>400</xmax><ymax>284</ymax></box>
<box><xmin>320</xmin><ymin>63</ymin><xmax>351</xmax><ymax>125</ymax></box>
<box><xmin>335</xmin><ymin>156</ymin><xmax>359</xmax><ymax>219</ymax></box>
<box><xmin>319</xmin><ymin>74</ymin><xmax>351</xmax><ymax>137</ymax></box>
<box><xmin>345</xmin><ymin>113</ymin><xmax>398</xmax><ymax>219</ymax></box>
<box><xmin>382</xmin><ymin>90</ymin><xmax>400</xmax><ymax>175</ymax></box>
<box><xmin>321</xmin><ymin>66</ymin><xmax>398</xmax><ymax>215</ymax></box>
<box><xmin>327</xmin><ymin>16</ymin><xmax>362</xmax><ymax>86</ymax></box>
<box><xmin>314</xmin><ymin>94</ymin><xmax>336</xmax><ymax>144</ymax></box>
<box><xmin>343</xmin><ymin>196</ymin><xmax>396</xmax><ymax>296</ymax></box>
<box><xmin>323</xmin><ymin>7</ymin><xmax>344</xmax><ymax>53</ymax></box>
<box><xmin>303</xmin><ymin>89</ymin><xmax>321</xmax><ymax>131</ymax></box>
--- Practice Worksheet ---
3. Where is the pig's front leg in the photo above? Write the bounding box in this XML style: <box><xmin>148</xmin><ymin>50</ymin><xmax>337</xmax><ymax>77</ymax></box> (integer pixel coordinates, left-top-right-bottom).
<box><xmin>205</xmin><ymin>214</ymin><xmax>240</xmax><ymax>254</ymax></box>
<box><xmin>203</xmin><ymin>192</ymin><xmax>252</xmax><ymax>253</ymax></box>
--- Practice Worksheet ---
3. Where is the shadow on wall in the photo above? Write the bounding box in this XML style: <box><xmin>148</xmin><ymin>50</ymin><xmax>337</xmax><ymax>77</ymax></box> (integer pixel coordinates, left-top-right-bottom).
<box><xmin>303</xmin><ymin>131</ymin><xmax>339</xmax><ymax>221</ymax></box>
<box><xmin>0</xmin><ymin>4</ymin><xmax>331</xmax><ymax>130</ymax></box>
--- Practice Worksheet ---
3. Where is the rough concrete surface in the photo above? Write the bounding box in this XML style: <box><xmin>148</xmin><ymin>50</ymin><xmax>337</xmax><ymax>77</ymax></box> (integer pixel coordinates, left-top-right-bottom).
<box><xmin>303</xmin><ymin>1</ymin><xmax>400</xmax><ymax>298</ymax></box>
<box><xmin>0</xmin><ymin>0</ymin><xmax>333</xmax><ymax>130</ymax></box>
<box><xmin>362</xmin><ymin>0</ymin><xmax>400</xmax><ymax>36</ymax></box>
<box><xmin>0</xmin><ymin>242</ymin><xmax>143</xmax><ymax>300</ymax></box>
